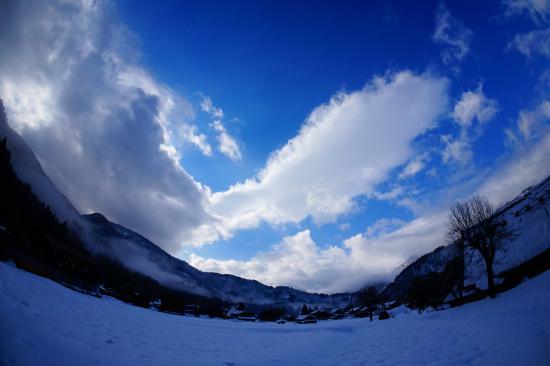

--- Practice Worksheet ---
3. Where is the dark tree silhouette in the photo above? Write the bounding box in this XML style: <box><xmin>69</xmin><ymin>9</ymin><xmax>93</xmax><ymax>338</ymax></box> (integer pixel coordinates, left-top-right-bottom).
<box><xmin>447</xmin><ymin>194</ymin><xmax>517</xmax><ymax>298</ymax></box>
<box><xmin>358</xmin><ymin>286</ymin><xmax>378</xmax><ymax>321</ymax></box>
<box><xmin>258</xmin><ymin>306</ymin><xmax>286</xmax><ymax>322</ymax></box>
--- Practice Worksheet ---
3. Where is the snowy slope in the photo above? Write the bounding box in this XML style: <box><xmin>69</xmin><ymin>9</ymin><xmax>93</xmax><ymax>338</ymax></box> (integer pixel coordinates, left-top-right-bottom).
<box><xmin>1</xmin><ymin>261</ymin><xmax>549</xmax><ymax>365</ymax></box>
<box><xmin>385</xmin><ymin>175</ymin><xmax>550</xmax><ymax>297</ymax></box>
<box><xmin>466</xmin><ymin>176</ymin><xmax>550</xmax><ymax>288</ymax></box>
<box><xmin>491</xmin><ymin>176</ymin><xmax>550</xmax><ymax>272</ymax></box>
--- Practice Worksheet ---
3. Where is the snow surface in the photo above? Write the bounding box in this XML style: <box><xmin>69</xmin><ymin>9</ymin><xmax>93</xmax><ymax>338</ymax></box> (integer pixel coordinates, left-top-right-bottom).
<box><xmin>1</xmin><ymin>262</ymin><xmax>549</xmax><ymax>366</ymax></box>
<box><xmin>466</xmin><ymin>177</ymin><xmax>550</xmax><ymax>289</ymax></box>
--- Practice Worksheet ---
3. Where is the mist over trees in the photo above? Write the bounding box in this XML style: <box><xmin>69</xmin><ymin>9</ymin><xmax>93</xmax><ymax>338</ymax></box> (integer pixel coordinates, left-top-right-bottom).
<box><xmin>0</xmin><ymin>138</ymin><xmax>229</xmax><ymax>314</ymax></box>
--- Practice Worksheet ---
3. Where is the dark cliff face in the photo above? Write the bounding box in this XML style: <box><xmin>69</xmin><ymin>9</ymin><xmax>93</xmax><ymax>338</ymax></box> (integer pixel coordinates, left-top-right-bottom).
<box><xmin>0</xmin><ymin>99</ymin><xmax>80</xmax><ymax>223</ymax></box>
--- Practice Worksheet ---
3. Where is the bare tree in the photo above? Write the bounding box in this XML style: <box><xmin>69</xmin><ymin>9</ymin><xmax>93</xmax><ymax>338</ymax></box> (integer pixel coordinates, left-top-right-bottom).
<box><xmin>358</xmin><ymin>286</ymin><xmax>378</xmax><ymax>321</ymax></box>
<box><xmin>447</xmin><ymin>194</ymin><xmax>517</xmax><ymax>298</ymax></box>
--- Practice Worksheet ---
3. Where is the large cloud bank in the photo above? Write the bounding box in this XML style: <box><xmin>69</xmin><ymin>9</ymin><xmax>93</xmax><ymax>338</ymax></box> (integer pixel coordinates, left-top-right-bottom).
<box><xmin>0</xmin><ymin>0</ymin><xmax>217</xmax><ymax>253</ymax></box>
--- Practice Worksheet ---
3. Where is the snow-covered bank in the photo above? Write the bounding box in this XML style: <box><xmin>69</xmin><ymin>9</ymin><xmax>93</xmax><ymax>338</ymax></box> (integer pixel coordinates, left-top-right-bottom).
<box><xmin>1</xmin><ymin>262</ymin><xmax>549</xmax><ymax>366</ymax></box>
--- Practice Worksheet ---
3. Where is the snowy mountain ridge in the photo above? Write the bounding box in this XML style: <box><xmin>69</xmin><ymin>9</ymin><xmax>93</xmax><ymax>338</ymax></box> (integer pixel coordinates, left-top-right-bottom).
<box><xmin>81</xmin><ymin>212</ymin><xmax>351</xmax><ymax>307</ymax></box>
<box><xmin>383</xmin><ymin>175</ymin><xmax>550</xmax><ymax>300</ymax></box>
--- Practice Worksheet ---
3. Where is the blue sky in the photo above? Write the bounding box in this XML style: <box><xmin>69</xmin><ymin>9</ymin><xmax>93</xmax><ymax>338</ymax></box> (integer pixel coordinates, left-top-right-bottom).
<box><xmin>1</xmin><ymin>0</ymin><xmax>549</xmax><ymax>292</ymax></box>
<box><xmin>116</xmin><ymin>1</ymin><xmax>547</xmax><ymax>257</ymax></box>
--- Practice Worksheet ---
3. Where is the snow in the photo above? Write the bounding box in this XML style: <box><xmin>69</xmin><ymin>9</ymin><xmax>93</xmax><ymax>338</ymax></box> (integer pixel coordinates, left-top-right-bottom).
<box><xmin>466</xmin><ymin>177</ymin><xmax>550</xmax><ymax>289</ymax></box>
<box><xmin>1</xmin><ymin>262</ymin><xmax>549</xmax><ymax>365</ymax></box>
<box><xmin>387</xmin><ymin>305</ymin><xmax>411</xmax><ymax>317</ymax></box>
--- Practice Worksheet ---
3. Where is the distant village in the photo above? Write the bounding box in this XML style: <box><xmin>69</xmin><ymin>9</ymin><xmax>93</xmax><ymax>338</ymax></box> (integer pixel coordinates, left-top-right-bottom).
<box><xmin>151</xmin><ymin>299</ymin><xmax>395</xmax><ymax>324</ymax></box>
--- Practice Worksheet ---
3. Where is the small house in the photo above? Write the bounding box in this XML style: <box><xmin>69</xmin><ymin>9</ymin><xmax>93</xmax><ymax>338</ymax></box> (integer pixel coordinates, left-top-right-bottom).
<box><xmin>237</xmin><ymin>311</ymin><xmax>257</xmax><ymax>322</ymax></box>
<box><xmin>296</xmin><ymin>314</ymin><xmax>317</xmax><ymax>324</ymax></box>
<box><xmin>225</xmin><ymin>302</ymin><xmax>247</xmax><ymax>319</ymax></box>
<box><xmin>184</xmin><ymin>304</ymin><xmax>200</xmax><ymax>317</ymax></box>
<box><xmin>329</xmin><ymin>308</ymin><xmax>345</xmax><ymax>320</ymax></box>
<box><xmin>352</xmin><ymin>307</ymin><xmax>372</xmax><ymax>318</ymax></box>
<box><xmin>149</xmin><ymin>299</ymin><xmax>162</xmax><ymax>309</ymax></box>
<box><xmin>309</xmin><ymin>309</ymin><xmax>331</xmax><ymax>320</ymax></box>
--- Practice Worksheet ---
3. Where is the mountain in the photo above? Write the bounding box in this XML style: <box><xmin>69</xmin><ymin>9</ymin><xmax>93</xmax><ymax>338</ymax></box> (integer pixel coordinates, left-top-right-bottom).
<box><xmin>3</xmin><ymin>97</ymin><xmax>549</xmax><ymax>309</ymax></box>
<box><xmin>80</xmin><ymin>212</ymin><xmax>350</xmax><ymax>307</ymax></box>
<box><xmin>0</xmin><ymin>101</ymin><xmax>348</xmax><ymax>308</ymax></box>
<box><xmin>382</xmin><ymin>175</ymin><xmax>550</xmax><ymax>303</ymax></box>
<box><xmin>382</xmin><ymin>245</ymin><xmax>460</xmax><ymax>301</ymax></box>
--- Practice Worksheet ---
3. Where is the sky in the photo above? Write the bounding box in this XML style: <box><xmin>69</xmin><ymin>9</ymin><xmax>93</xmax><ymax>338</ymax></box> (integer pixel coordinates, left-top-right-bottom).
<box><xmin>0</xmin><ymin>0</ymin><xmax>549</xmax><ymax>293</ymax></box>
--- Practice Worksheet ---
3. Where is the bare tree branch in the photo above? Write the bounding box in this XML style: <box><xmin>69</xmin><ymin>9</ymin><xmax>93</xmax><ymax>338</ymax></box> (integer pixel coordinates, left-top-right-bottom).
<box><xmin>447</xmin><ymin>194</ymin><xmax>518</xmax><ymax>298</ymax></box>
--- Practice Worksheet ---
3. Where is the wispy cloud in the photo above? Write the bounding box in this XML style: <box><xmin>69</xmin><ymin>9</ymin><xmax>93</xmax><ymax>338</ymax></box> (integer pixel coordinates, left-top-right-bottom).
<box><xmin>503</xmin><ymin>0</ymin><xmax>550</xmax><ymax>25</ymax></box>
<box><xmin>200</xmin><ymin>94</ymin><xmax>224</xmax><ymax>119</ymax></box>
<box><xmin>180</xmin><ymin>124</ymin><xmax>213</xmax><ymax>156</ymax></box>
<box><xmin>365</xmin><ymin>218</ymin><xmax>407</xmax><ymax>238</ymax></box>
<box><xmin>211</xmin><ymin>120</ymin><xmax>242</xmax><ymax>161</ymax></box>
<box><xmin>505</xmin><ymin>100</ymin><xmax>550</xmax><ymax>144</ymax></box>
<box><xmin>199</xmin><ymin>94</ymin><xmax>242</xmax><ymax>161</ymax></box>
<box><xmin>508</xmin><ymin>28</ymin><xmax>550</xmax><ymax>58</ymax></box>
<box><xmin>432</xmin><ymin>3</ymin><xmax>473</xmax><ymax>66</ymax></box>
<box><xmin>503</xmin><ymin>0</ymin><xmax>550</xmax><ymax>59</ymax></box>
<box><xmin>442</xmin><ymin>85</ymin><xmax>498</xmax><ymax>164</ymax></box>
<box><xmin>399</xmin><ymin>154</ymin><xmax>427</xmax><ymax>179</ymax></box>
<box><xmin>452</xmin><ymin>87</ymin><xmax>498</xmax><ymax>126</ymax></box>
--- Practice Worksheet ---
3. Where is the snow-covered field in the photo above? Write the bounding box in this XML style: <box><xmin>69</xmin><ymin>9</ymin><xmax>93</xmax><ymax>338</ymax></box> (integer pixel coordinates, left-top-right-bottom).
<box><xmin>1</xmin><ymin>262</ymin><xmax>549</xmax><ymax>366</ymax></box>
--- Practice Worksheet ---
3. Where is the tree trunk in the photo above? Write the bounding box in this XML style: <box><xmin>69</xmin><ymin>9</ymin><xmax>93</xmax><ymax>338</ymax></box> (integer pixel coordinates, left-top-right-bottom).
<box><xmin>484</xmin><ymin>257</ymin><xmax>496</xmax><ymax>298</ymax></box>
<box><xmin>369</xmin><ymin>304</ymin><xmax>373</xmax><ymax>322</ymax></box>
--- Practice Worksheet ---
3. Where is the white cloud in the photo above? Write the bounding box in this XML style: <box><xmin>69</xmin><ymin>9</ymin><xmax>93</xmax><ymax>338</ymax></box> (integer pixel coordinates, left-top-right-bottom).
<box><xmin>190</xmin><ymin>216</ymin><xmax>446</xmax><ymax>293</ymax></box>
<box><xmin>199</xmin><ymin>94</ymin><xmax>242</xmax><ymax>161</ymax></box>
<box><xmin>365</xmin><ymin>218</ymin><xmax>406</xmax><ymax>238</ymax></box>
<box><xmin>338</xmin><ymin>223</ymin><xmax>351</xmax><ymax>231</ymax></box>
<box><xmin>452</xmin><ymin>87</ymin><xmax>498</xmax><ymax>127</ymax></box>
<box><xmin>504</xmin><ymin>1</ymin><xmax>550</xmax><ymax>59</ymax></box>
<box><xmin>442</xmin><ymin>86</ymin><xmax>498</xmax><ymax>164</ymax></box>
<box><xmin>503</xmin><ymin>0</ymin><xmax>550</xmax><ymax>24</ymax></box>
<box><xmin>192</xmin><ymin>126</ymin><xmax>550</xmax><ymax>293</ymax></box>
<box><xmin>180</xmin><ymin>124</ymin><xmax>213</xmax><ymax>156</ymax></box>
<box><xmin>480</xmin><ymin>128</ymin><xmax>550</xmax><ymax>204</ymax></box>
<box><xmin>0</xmin><ymin>79</ymin><xmax>56</xmax><ymax>130</ymax></box>
<box><xmin>371</xmin><ymin>186</ymin><xmax>404</xmax><ymax>200</ymax></box>
<box><xmin>506</xmin><ymin>100</ymin><xmax>550</xmax><ymax>142</ymax></box>
<box><xmin>441</xmin><ymin>132</ymin><xmax>471</xmax><ymax>165</ymax></box>
<box><xmin>432</xmin><ymin>3</ymin><xmax>473</xmax><ymax>65</ymax></box>
<box><xmin>399</xmin><ymin>154</ymin><xmax>426</xmax><ymax>179</ymax></box>
<box><xmin>508</xmin><ymin>28</ymin><xmax>550</xmax><ymax>58</ymax></box>
<box><xmin>200</xmin><ymin>94</ymin><xmax>224</xmax><ymax>119</ymax></box>
<box><xmin>0</xmin><ymin>0</ymin><xmax>213</xmax><ymax>253</ymax></box>
<box><xmin>211</xmin><ymin>120</ymin><xmax>242</xmax><ymax>161</ymax></box>
<box><xmin>189</xmin><ymin>71</ymin><xmax>450</xmax><ymax>245</ymax></box>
